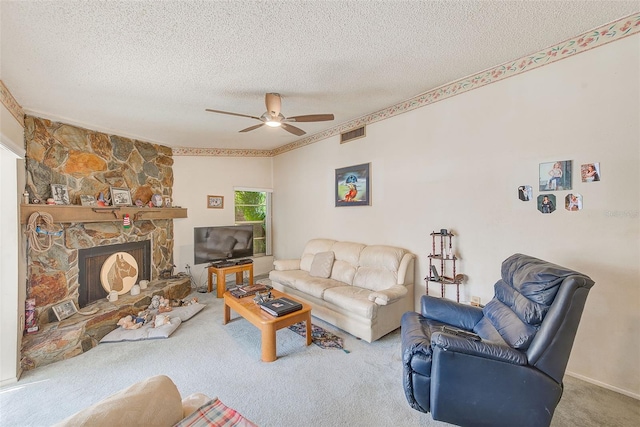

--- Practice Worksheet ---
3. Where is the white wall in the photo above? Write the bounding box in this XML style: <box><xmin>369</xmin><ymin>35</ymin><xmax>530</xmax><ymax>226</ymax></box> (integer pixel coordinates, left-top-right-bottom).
<box><xmin>172</xmin><ymin>155</ymin><xmax>274</xmax><ymax>289</ymax></box>
<box><xmin>272</xmin><ymin>35</ymin><xmax>640</xmax><ymax>397</ymax></box>
<box><xmin>0</xmin><ymin>101</ymin><xmax>26</xmax><ymax>386</ymax></box>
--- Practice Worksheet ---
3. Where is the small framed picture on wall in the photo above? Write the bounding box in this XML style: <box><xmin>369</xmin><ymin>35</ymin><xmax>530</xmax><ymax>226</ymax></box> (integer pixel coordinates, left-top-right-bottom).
<box><xmin>539</xmin><ymin>160</ymin><xmax>572</xmax><ymax>191</ymax></box>
<box><xmin>207</xmin><ymin>195</ymin><xmax>224</xmax><ymax>209</ymax></box>
<box><xmin>581</xmin><ymin>163</ymin><xmax>600</xmax><ymax>182</ymax></box>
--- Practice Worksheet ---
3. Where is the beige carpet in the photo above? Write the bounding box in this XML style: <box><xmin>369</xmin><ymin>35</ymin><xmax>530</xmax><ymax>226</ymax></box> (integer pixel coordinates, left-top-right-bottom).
<box><xmin>1</xmin><ymin>287</ymin><xmax>638</xmax><ymax>426</ymax></box>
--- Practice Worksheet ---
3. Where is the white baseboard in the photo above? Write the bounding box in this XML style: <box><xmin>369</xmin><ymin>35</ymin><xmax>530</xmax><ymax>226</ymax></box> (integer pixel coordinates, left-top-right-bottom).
<box><xmin>0</xmin><ymin>376</ymin><xmax>18</xmax><ymax>388</ymax></box>
<box><xmin>565</xmin><ymin>370</ymin><xmax>640</xmax><ymax>400</ymax></box>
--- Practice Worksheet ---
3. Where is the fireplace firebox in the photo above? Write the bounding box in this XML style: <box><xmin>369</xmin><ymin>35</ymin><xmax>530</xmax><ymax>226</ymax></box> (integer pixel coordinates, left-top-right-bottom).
<box><xmin>78</xmin><ymin>241</ymin><xmax>151</xmax><ymax>308</ymax></box>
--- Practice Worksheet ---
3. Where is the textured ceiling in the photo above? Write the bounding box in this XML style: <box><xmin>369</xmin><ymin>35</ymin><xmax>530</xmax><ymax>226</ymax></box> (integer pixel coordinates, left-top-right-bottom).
<box><xmin>1</xmin><ymin>1</ymin><xmax>638</xmax><ymax>151</ymax></box>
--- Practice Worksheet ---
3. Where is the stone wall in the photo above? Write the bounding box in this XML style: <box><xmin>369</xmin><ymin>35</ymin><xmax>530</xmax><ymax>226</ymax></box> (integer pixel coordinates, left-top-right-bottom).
<box><xmin>24</xmin><ymin>116</ymin><xmax>176</xmax><ymax>326</ymax></box>
<box><xmin>25</xmin><ymin>116</ymin><xmax>173</xmax><ymax>205</ymax></box>
<box><xmin>21</xmin><ymin>277</ymin><xmax>191</xmax><ymax>371</ymax></box>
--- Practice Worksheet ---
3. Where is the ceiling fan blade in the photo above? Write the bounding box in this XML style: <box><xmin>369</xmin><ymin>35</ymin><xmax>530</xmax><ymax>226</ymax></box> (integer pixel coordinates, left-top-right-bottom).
<box><xmin>205</xmin><ymin>109</ymin><xmax>262</xmax><ymax>121</ymax></box>
<box><xmin>281</xmin><ymin>123</ymin><xmax>306</xmax><ymax>136</ymax></box>
<box><xmin>239</xmin><ymin>123</ymin><xmax>265</xmax><ymax>133</ymax></box>
<box><xmin>265</xmin><ymin>93</ymin><xmax>281</xmax><ymax>119</ymax></box>
<box><xmin>285</xmin><ymin>114</ymin><xmax>335</xmax><ymax>122</ymax></box>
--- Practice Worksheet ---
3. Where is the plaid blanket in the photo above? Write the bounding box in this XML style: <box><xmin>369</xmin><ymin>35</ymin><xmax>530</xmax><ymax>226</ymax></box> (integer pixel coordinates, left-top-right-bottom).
<box><xmin>174</xmin><ymin>398</ymin><xmax>257</xmax><ymax>427</ymax></box>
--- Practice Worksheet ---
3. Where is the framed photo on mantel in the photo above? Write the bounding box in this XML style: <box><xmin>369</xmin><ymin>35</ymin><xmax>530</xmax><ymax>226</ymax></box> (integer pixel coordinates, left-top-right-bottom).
<box><xmin>51</xmin><ymin>184</ymin><xmax>70</xmax><ymax>205</ymax></box>
<box><xmin>110</xmin><ymin>187</ymin><xmax>132</xmax><ymax>207</ymax></box>
<box><xmin>52</xmin><ymin>299</ymin><xmax>78</xmax><ymax>321</ymax></box>
<box><xmin>80</xmin><ymin>195</ymin><xmax>97</xmax><ymax>206</ymax></box>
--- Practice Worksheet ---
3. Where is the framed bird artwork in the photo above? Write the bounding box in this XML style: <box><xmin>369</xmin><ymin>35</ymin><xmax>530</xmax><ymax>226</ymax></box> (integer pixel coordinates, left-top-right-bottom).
<box><xmin>335</xmin><ymin>163</ymin><xmax>370</xmax><ymax>207</ymax></box>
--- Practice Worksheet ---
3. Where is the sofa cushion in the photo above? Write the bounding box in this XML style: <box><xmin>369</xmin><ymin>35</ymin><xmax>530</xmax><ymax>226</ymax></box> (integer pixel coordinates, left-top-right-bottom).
<box><xmin>353</xmin><ymin>267</ymin><xmax>398</xmax><ymax>292</ymax></box>
<box><xmin>332</xmin><ymin>241</ymin><xmax>365</xmax><ymax>266</ymax></box>
<box><xmin>353</xmin><ymin>245</ymin><xmax>405</xmax><ymax>291</ymax></box>
<box><xmin>53</xmin><ymin>375</ymin><xmax>183</xmax><ymax>427</ymax></box>
<box><xmin>309</xmin><ymin>251</ymin><xmax>334</xmax><ymax>278</ymax></box>
<box><xmin>174</xmin><ymin>397</ymin><xmax>257</xmax><ymax>427</ymax></box>
<box><xmin>269</xmin><ymin>269</ymin><xmax>309</xmax><ymax>290</ymax></box>
<box><xmin>295</xmin><ymin>276</ymin><xmax>344</xmax><ymax>299</ymax></box>
<box><xmin>300</xmin><ymin>239</ymin><xmax>336</xmax><ymax>272</ymax></box>
<box><xmin>360</xmin><ymin>245</ymin><xmax>406</xmax><ymax>272</ymax></box>
<box><xmin>325</xmin><ymin>242</ymin><xmax>363</xmax><ymax>284</ymax></box>
<box><xmin>323</xmin><ymin>286</ymin><xmax>377</xmax><ymax>319</ymax></box>
<box><xmin>330</xmin><ymin>260</ymin><xmax>357</xmax><ymax>285</ymax></box>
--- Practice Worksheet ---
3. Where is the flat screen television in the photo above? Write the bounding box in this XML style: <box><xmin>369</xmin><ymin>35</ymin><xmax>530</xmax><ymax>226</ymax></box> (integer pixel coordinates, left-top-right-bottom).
<box><xmin>193</xmin><ymin>225</ymin><xmax>253</xmax><ymax>265</ymax></box>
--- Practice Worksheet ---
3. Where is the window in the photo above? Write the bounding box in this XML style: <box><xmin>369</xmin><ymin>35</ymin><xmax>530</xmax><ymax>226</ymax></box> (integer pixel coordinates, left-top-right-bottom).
<box><xmin>234</xmin><ymin>190</ymin><xmax>272</xmax><ymax>256</ymax></box>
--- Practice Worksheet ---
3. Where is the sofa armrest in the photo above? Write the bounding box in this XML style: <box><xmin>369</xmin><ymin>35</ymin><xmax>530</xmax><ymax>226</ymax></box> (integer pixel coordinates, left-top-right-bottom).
<box><xmin>421</xmin><ymin>295</ymin><xmax>484</xmax><ymax>330</ymax></box>
<box><xmin>432</xmin><ymin>332</ymin><xmax>527</xmax><ymax>365</ymax></box>
<box><xmin>53</xmin><ymin>375</ymin><xmax>183</xmax><ymax>427</ymax></box>
<box><xmin>273</xmin><ymin>259</ymin><xmax>301</xmax><ymax>271</ymax></box>
<box><xmin>368</xmin><ymin>285</ymin><xmax>408</xmax><ymax>305</ymax></box>
<box><xmin>401</xmin><ymin>311</ymin><xmax>432</xmax><ymax>364</ymax></box>
<box><xmin>397</xmin><ymin>253</ymin><xmax>415</xmax><ymax>285</ymax></box>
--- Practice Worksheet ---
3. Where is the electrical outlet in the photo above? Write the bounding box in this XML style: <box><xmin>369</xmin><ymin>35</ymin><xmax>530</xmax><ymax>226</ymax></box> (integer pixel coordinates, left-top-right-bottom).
<box><xmin>470</xmin><ymin>296</ymin><xmax>481</xmax><ymax>307</ymax></box>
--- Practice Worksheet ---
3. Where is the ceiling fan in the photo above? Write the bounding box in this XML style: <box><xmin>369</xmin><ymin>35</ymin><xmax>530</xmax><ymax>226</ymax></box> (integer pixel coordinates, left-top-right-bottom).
<box><xmin>206</xmin><ymin>93</ymin><xmax>334</xmax><ymax>136</ymax></box>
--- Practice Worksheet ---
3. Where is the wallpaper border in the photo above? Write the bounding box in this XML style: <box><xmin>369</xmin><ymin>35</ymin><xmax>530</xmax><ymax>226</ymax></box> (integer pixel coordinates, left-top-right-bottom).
<box><xmin>0</xmin><ymin>80</ymin><xmax>25</xmax><ymax>127</ymax></box>
<box><xmin>174</xmin><ymin>13</ymin><xmax>639</xmax><ymax>158</ymax></box>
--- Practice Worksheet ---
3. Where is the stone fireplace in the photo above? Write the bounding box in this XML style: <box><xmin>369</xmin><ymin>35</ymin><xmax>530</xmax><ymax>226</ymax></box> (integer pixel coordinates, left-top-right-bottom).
<box><xmin>21</xmin><ymin>116</ymin><xmax>188</xmax><ymax>371</ymax></box>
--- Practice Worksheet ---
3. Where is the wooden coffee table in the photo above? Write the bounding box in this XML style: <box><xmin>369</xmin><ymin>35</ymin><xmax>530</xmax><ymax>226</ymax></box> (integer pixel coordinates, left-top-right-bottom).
<box><xmin>223</xmin><ymin>289</ymin><xmax>312</xmax><ymax>362</ymax></box>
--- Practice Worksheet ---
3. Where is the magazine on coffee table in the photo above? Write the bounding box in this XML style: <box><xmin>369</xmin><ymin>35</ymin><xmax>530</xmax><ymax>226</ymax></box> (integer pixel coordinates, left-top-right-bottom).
<box><xmin>259</xmin><ymin>297</ymin><xmax>302</xmax><ymax>317</ymax></box>
<box><xmin>230</xmin><ymin>283</ymin><xmax>271</xmax><ymax>298</ymax></box>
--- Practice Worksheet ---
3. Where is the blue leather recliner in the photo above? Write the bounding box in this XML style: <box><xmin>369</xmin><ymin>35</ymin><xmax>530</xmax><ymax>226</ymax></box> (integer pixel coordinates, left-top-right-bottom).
<box><xmin>401</xmin><ymin>253</ymin><xmax>595</xmax><ymax>427</ymax></box>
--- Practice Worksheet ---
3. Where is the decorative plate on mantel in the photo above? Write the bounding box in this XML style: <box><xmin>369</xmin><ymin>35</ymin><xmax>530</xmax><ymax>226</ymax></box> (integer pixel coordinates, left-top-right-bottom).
<box><xmin>100</xmin><ymin>252</ymin><xmax>139</xmax><ymax>295</ymax></box>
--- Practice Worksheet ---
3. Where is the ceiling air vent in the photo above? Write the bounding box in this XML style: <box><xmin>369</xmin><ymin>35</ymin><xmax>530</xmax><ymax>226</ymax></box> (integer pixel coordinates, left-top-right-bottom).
<box><xmin>340</xmin><ymin>125</ymin><xmax>366</xmax><ymax>144</ymax></box>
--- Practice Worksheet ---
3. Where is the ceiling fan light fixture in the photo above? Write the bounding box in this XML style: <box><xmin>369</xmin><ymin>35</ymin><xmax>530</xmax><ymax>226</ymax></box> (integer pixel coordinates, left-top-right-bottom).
<box><xmin>206</xmin><ymin>93</ymin><xmax>333</xmax><ymax>136</ymax></box>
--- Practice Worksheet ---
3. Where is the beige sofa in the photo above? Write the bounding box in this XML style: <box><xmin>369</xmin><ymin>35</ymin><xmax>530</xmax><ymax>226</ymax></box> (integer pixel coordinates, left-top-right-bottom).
<box><xmin>269</xmin><ymin>239</ymin><xmax>415</xmax><ymax>342</ymax></box>
<box><xmin>53</xmin><ymin>375</ymin><xmax>255</xmax><ymax>426</ymax></box>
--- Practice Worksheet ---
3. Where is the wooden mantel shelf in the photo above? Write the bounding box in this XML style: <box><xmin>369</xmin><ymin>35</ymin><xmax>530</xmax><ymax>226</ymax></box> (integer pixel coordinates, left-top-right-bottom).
<box><xmin>20</xmin><ymin>204</ymin><xmax>188</xmax><ymax>224</ymax></box>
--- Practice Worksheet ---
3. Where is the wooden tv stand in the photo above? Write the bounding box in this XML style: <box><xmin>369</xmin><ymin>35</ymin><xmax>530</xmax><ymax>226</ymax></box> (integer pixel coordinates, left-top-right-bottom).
<box><xmin>208</xmin><ymin>263</ymin><xmax>254</xmax><ymax>298</ymax></box>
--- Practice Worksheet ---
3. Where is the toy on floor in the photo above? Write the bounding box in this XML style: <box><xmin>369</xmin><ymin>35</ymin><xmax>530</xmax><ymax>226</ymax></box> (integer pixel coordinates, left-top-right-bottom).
<box><xmin>117</xmin><ymin>315</ymin><xmax>142</xmax><ymax>330</ymax></box>
<box><xmin>158</xmin><ymin>296</ymin><xmax>172</xmax><ymax>313</ymax></box>
<box><xmin>135</xmin><ymin>309</ymin><xmax>153</xmax><ymax>325</ymax></box>
<box><xmin>154</xmin><ymin>314</ymin><xmax>171</xmax><ymax>327</ymax></box>
<box><xmin>170</xmin><ymin>297</ymin><xmax>199</xmax><ymax>307</ymax></box>
<box><xmin>149</xmin><ymin>295</ymin><xmax>161</xmax><ymax>310</ymax></box>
